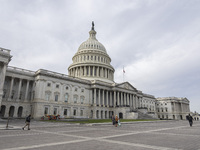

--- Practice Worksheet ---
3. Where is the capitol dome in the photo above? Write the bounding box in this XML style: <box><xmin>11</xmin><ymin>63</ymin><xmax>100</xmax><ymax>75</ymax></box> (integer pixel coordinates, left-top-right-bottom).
<box><xmin>78</xmin><ymin>29</ymin><xmax>107</xmax><ymax>52</ymax></box>
<box><xmin>68</xmin><ymin>22</ymin><xmax>115</xmax><ymax>83</ymax></box>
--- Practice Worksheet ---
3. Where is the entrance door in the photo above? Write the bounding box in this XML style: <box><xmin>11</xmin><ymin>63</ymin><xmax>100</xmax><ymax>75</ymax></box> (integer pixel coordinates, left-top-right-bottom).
<box><xmin>9</xmin><ymin>106</ymin><xmax>15</xmax><ymax>117</ymax></box>
<box><xmin>0</xmin><ymin>105</ymin><xmax>6</xmax><ymax>117</ymax></box>
<box><xmin>119</xmin><ymin>112</ymin><xmax>123</xmax><ymax>119</ymax></box>
<box><xmin>17</xmin><ymin>106</ymin><xmax>23</xmax><ymax>118</ymax></box>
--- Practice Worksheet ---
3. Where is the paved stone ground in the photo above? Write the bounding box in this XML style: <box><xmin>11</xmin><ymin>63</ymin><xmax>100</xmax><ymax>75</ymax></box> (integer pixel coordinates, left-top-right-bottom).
<box><xmin>0</xmin><ymin>119</ymin><xmax>200</xmax><ymax>150</ymax></box>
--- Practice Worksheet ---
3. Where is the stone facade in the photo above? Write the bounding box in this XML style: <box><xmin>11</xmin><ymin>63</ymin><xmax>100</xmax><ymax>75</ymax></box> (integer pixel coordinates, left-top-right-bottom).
<box><xmin>0</xmin><ymin>23</ymin><xmax>190</xmax><ymax>120</ymax></box>
<box><xmin>156</xmin><ymin>97</ymin><xmax>190</xmax><ymax>120</ymax></box>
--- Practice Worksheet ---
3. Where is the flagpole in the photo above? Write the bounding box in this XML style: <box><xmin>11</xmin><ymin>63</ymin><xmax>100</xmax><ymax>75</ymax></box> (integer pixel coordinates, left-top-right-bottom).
<box><xmin>123</xmin><ymin>66</ymin><xmax>125</xmax><ymax>82</ymax></box>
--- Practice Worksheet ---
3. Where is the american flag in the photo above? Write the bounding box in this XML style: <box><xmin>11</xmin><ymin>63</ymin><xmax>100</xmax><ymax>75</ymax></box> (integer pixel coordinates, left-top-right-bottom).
<box><xmin>123</xmin><ymin>67</ymin><xmax>125</xmax><ymax>73</ymax></box>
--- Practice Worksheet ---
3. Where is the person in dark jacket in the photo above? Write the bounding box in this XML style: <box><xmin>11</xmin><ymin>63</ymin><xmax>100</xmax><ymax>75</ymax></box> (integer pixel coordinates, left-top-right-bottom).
<box><xmin>111</xmin><ymin>115</ymin><xmax>115</xmax><ymax>126</ymax></box>
<box><xmin>22</xmin><ymin>115</ymin><xmax>31</xmax><ymax>130</ymax></box>
<box><xmin>187</xmin><ymin>114</ymin><xmax>193</xmax><ymax>127</ymax></box>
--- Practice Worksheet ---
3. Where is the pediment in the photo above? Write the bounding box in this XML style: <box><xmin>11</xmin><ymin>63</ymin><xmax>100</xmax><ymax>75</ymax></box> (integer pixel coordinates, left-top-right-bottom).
<box><xmin>115</xmin><ymin>82</ymin><xmax>137</xmax><ymax>91</ymax></box>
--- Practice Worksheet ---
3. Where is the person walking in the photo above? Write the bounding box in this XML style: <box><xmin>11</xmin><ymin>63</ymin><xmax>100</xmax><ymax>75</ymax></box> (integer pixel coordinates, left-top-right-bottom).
<box><xmin>22</xmin><ymin>115</ymin><xmax>31</xmax><ymax>130</ymax></box>
<box><xmin>187</xmin><ymin>114</ymin><xmax>193</xmax><ymax>127</ymax></box>
<box><xmin>115</xmin><ymin>115</ymin><xmax>119</xmax><ymax>127</ymax></box>
<box><xmin>111</xmin><ymin>115</ymin><xmax>115</xmax><ymax>126</ymax></box>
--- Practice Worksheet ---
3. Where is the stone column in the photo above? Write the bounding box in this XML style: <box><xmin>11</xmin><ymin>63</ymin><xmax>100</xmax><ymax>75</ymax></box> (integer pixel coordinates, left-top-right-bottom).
<box><xmin>97</xmin><ymin>67</ymin><xmax>99</xmax><ymax>77</ymax></box>
<box><xmin>121</xmin><ymin>92</ymin><xmax>123</xmax><ymax>106</ymax></box>
<box><xmin>0</xmin><ymin>63</ymin><xmax>7</xmax><ymax>106</ymax></box>
<box><xmin>98</xmin><ymin>89</ymin><xmax>101</xmax><ymax>106</ymax></box>
<box><xmin>93</xmin><ymin>66</ymin><xmax>95</xmax><ymax>77</ymax></box>
<box><xmin>127</xmin><ymin>93</ymin><xmax>130</xmax><ymax>106</ymax></box>
<box><xmin>130</xmin><ymin>94</ymin><xmax>132</xmax><ymax>108</ymax></box>
<box><xmin>88</xmin><ymin>66</ymin><xmax>91</xmax><ymax>76</ymax></box>
<box><xmin>180</xmin><ymin>102</ymin><xmax>183</xmax><ymax>113</ymax></box>
<box><xmin>133</xmin><ymin>95</ymin><xmax>135</xmax><ymax>109</ymax></box>
<box><xmin>84</xmin><ymin>66</ymin><xmax>86</xmax><ymax>76</ymax></box>
<box><xmin>94</xmin><ymin>88</ymin><xmax>96</xmax><ymax>106</ymax></box>
<box><xmin>173</xmin><ymin>102</ymin><xmax>176</xmax><ymax>112</ymax></box>
<box><xmin>124</xmin><ymin>93</ymin><xmax>126</xmax><ymax>106</ymax></box>
<box><xmin>102</xmin><ymin>89</ymin><xmax>105</xmax><ymax>107</ymax></box>
<box><xmin>17</xmin><ymin>79</ymin><xmax>22</xmax><ymax>100</ymax></box>
<box><xmin>9</xmin><ymin>77</ymin><xmax>14</xmax><ymax>99</ymax></box>
<box><xmin>106</xmin><ymin>90</ymin><xmax>109</xmax><ymax>107</ymax></box>
<box><xmin>101</xmin><ymin>67</ymin><xmax>103</xmax><ymax>77</ymax></box>
<box><xmin>117</xmin><ymin>91</ymin><xmax>120</xmax><ymax>106</ymax></box>
<box><xmin>114</xmin><ymin>91</ymin><xmax>116</xmax><ymax>107</ymax></box>
<box><xmin>110</xmin><ymin>91</ymin><xmax>112</xmax><ymax>106</ymax></box>
<box><xmin>25</xmin><ymin>80</ymin><xmax>30</xmax><ymax>101</ymax></box>
<box><xmin>135</xmin><ymin>96</ymin><xmax>138</xmax><ymax>109</ymax></box>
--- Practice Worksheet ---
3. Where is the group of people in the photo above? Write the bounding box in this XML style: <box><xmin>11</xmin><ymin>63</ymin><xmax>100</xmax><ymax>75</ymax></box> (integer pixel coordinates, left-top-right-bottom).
<box><xmin>112</xmin><ymin>115</ymin><xmax>121</xmax><ymax>127</ymax></box>
<box><xmin>21</xmin><ymin>113</ymin><xmax>194</xmax><ymax>130</ymax></box>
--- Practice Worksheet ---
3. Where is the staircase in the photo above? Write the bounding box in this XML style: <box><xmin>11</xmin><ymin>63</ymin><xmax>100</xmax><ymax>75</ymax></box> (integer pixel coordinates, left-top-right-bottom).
<box><xmin>137</xmin><ymin>109</ymin><xmax>157</xmax><ymax>119</ymax></box>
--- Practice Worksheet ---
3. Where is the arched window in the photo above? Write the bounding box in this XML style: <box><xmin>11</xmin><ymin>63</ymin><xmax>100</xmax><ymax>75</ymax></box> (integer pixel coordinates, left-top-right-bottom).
<box><xmin>73</xmin><ymin>95</ymin><xmax>78</xmax><ymax>103</ymax></box>
<box><xmin>54</xmin><ymin>92</ymin><xmax>60</xmax><ymax>102</ymax></box>
<box><xmin>45</xmin><ymin>91</ymin><xmax>51</xmax><ymax>101</ymax></box>
<box><xmin>80</xmin><ymin>96</ymin><xmax>84</xmax><ymax>104</ymax></box>
<box><xmin>64</xmin><ymin>93</ymin><xmax>68</xmax><ymax>102</ymax></box>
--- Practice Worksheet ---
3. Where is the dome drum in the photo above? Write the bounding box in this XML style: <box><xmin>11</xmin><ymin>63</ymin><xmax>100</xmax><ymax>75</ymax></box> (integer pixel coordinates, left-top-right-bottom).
<box><xmin>68</xmin><ymin>22</ymin><xmax>115</xmax><ymax>83</ymax></box>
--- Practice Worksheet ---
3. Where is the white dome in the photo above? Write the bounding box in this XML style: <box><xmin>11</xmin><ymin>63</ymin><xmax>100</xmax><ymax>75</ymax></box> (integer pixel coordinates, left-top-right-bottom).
<box><xmin>78</xmin><ymin>29</ymin><xmax>107</xmax><ymax>53</ymax></box>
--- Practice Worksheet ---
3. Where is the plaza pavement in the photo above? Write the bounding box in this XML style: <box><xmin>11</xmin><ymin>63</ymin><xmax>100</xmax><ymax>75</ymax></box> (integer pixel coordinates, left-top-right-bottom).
<box><xmin>0</xmin><ymin>119</ymin><xmax>200</xmax><ymax>150</ymax></box>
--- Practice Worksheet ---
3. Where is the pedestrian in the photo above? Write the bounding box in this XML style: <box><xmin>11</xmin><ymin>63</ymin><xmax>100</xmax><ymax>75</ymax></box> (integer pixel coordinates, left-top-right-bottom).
<box><xmin>118</xmin><ymin>118</ymin><xmax>121</xmax><ymax>127</ymax></box>
<box><xmin>22</xmin><ymin>115</ymin><xmax>31</xmax><ymax>130</ymax></box>
<box><xmin>187</xmin><ymin>114</ymin><xmax>193</xmax><ymax>127</ymax></box>
<box><xmin>115</xmin><ymin>115</ymin><xmax>119</xmax><ymax>127</ymax></box>
<box><xmin>111</xmin><ymin>115</ymin><xmax>115</xmax><ymax>126</ymax></box>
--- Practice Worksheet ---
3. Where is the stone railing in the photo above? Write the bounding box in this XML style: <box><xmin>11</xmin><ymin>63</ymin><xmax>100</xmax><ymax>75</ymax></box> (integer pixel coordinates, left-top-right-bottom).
<box><xmin>143</xmin><ymin>93</ymin><xmax>155</xmax><ymax>98</ymax></box>
<box><xmin>36</xmin><ymin>69</ymin><xmax>91</xmax><ymax>83</ymax></box>
<box><xmin>36</xmin><ymin>69</ymin><xmax>68</xmax><ymax>78</ymax></box>
<box><xmin>7</xmin><ymin>66</ymin><xmax>35</xmax><ymax>74</ymax></box>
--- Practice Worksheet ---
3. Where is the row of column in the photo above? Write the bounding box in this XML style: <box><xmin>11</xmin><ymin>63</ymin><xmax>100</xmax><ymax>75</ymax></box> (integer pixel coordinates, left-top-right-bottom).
<box><xmin>74</xmin><ymin>55</ymin><xmax>108</xmax><ymax>64</ymax></box>
<box><xmin>172</xmin><ymin>102</ymin><xmax>190</xmax><ymax>113</ymax></box>
<box><xmin>92</xmin><ymin>88</ymin><xmax>142</xmax><ymax>109</ymax></box>
<box><xmin>0</xmin><ymin>62</ymin><xmax>7</xmax><ymax>106</ymax></box>
<box><xmin>5</xmin><ymin>77</ymin><xmax>32</xmax><ymax>101</ymax></box>
<box><xmin>69</xmin><ymin>66</ymin><xmax>113</xmax><ymax>80</ymax></box>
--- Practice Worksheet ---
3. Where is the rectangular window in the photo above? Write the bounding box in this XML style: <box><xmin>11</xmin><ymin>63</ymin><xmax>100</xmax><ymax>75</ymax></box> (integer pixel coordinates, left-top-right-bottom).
<box><xmin>54</xmin><ymin>108</ymin><xmax>57</xmax><ymax>115</ymax></box>
<box><xmin>74</xmin><ymin>97</ymin><xmax>77</xmax><ymax>103</ymax></box>
<box><xmin>81</xmin><ymin>97</ymin><xmax>84</xmax><ymax>104</ymax></box>
<box><xmin>11</xmin><ymin>91</ymin><xmax>15</xmax><ymax>99</ymax></box>
<box><xmin>80</xmin><ymin>110</ymin><xmax>83</xmax><ymax>116</ymax></box>
<box><xmin>64</xmin><ymin>109</ymin><xmax>67</xmax><ymax>115</ymax></box>
<box><xmin>3</xmin><ymin>90</ymin><xmax>6</xmax><ymax>98</ymax></box>
<box><xmin>56</xmin><ymin>84</ymin><xmax>59</xmax><ymax>88</ymax></box>
<box><xmin>44</xmin><ymin>107</ymin><xmax>49</xmax><ymax>115</ymax></box>
<box><xmin>19</xmin><ymin>92</ymin><xmax>22</xmax><ymax>100</ymax></box>
<box><xmin>73</xmin><ymin>109</ymin><xmax>76</xmax><ymax>116</ymax></box>
<box><xmin>47</xmin><ymin>83</ymin><xmax>51</xmax><ymax>87</ymax></box>
<box><xmin>55</xmin><ymin>95</ymin><xmax>58</xmax><ymax>101</ymax></box>
<box><xmin>45</xmin><ymin>93</ymin><xmax>50</xmax><ymax>101</ymax></box>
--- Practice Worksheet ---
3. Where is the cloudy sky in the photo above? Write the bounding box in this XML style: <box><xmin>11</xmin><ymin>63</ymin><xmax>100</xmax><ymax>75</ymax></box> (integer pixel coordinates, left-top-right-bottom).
<box><xmin>0</xmin><ymin>0</ymin><xmax>199</xmax><ymax>112</ymax></box>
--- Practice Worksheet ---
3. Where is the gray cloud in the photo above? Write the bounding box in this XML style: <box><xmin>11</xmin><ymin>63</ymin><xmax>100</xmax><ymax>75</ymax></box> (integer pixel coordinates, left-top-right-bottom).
<box><xmin>0</xmin><ymin>0</ymin><xmax>200</xmax><ymax>112</ymax></box>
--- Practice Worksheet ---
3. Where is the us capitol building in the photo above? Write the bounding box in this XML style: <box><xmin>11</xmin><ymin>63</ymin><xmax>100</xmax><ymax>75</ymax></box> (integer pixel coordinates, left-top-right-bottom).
<box><xmin>0</xmin><ymin>23</ymin><xmax>190</xmax><ymax>120</ymax></box>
